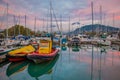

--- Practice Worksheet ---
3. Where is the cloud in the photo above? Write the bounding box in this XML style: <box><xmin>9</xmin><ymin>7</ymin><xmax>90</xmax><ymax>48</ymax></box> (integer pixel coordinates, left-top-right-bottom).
<box><xmin>0</xmin><ymin>0</ymin><xmax>120</xmax><ymax>32</ymax></box>
<box><xmin>115</xmin><ymin>15</ymin><xmax>120</xmax><ymax>20</ymax></box>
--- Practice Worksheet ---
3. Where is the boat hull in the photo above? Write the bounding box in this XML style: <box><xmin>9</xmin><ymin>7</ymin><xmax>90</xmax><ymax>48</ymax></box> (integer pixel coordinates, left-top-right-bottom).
<box><xmin>0</xmin><ymin>54</ymin><xmax>8</xmax><ymax>64</ymax></box>
<box><xmin>0</xmin><ymin>50</ymin><xmax>10</xmax><ymax>55</ymax></box>
<box><xmin>0</xmin><ymin>49</ymin><xmax>14</xmax><ymax>55</ymax></box>
<box><xmin>6</xmin><ymin>54</ymin><xmax>27</xmax><ymax>62</ymax></box>
<box><xmin>7</xmin><ymin>45</ymin><xmax>35</xmax><ymax>62</ymax></box>
<box><xmin>27</xmin><ymin>49</ymin><xmax>59</xmax><ymax>63</ymax></box>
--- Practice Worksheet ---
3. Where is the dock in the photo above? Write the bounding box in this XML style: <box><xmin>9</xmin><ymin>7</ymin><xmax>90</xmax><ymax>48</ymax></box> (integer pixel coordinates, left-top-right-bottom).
<box><xmin>111</xmin><ymin>40</ymin><xmax>120</xmax><ymax>45</ymax></box>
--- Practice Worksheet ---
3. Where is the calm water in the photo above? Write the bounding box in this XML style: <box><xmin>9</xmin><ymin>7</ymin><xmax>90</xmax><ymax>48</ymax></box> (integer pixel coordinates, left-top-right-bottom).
<box><xmin>0</xmin><ymin>45</ymin><xmax>120</xmax><ymax>80</ymax></box>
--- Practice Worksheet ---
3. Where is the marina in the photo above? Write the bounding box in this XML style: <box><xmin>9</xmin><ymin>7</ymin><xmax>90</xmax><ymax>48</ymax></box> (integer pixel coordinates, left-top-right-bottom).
<box><xmin>0</xmin><ymin>0</ymin><xmax>120</xmax><ymax>80</ymax></box>
<box><xmin>0</xmin><ymin>45</ymin><xmax>120</xmax><ymax>80</ymax></box>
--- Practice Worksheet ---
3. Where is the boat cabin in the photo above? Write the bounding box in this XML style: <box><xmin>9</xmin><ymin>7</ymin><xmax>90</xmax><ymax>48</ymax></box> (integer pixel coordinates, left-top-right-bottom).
<box><xmin>70</xmin><ymin>37</ymin><xmax>80</xmax><ymax>46</ymax></box>
<box><xmin>38</xmin><ymin>39</ymin><xmax>52</xmax><ymax>54</ymax></box>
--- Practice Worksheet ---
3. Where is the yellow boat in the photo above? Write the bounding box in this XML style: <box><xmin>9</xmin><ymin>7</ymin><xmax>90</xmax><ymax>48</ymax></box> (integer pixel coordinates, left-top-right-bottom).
<box><xmin>27</xmin><ymin>39</ymin><xmax>59</xmax><ymax>63</ymax></box>
<box><xmin>7</xmin><ymin>45</ymin><xmax>35</xmax><ymax>62</ymax></box>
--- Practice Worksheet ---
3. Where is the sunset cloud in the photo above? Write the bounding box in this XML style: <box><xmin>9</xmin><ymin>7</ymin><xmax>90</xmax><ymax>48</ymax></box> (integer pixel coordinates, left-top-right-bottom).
<box><xmin>0</xmin><ymin>0</ymin><xmax>120</xmax><ymax>32</ymax></box>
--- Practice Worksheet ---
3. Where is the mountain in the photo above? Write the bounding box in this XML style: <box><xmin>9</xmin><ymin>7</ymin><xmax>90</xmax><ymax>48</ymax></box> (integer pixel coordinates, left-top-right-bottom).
<box><xmin>72</xmin><ymin>24</ymin><xmax>119</xmax><ymax>34</ymax></box>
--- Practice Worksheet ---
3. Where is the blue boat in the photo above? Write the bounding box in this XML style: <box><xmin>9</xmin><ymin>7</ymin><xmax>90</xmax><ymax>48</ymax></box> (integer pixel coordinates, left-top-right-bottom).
<box><xmin>61</xmin><ymin>38</ymin><xmax>67</xmax><ymax>45</ymax></box>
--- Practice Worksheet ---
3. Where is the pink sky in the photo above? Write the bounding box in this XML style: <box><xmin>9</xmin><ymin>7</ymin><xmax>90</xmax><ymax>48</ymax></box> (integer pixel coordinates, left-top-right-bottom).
<box><xmin>0</xmin><ymin>0</ymin><xmax>120</xmax><ymax>32</ymax></box>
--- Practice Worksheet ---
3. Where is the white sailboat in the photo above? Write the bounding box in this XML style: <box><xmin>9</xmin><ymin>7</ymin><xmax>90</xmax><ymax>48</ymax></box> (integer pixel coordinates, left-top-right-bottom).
<box><xmin>106</xmin><ymin>13</ymin><xmax>119</xmax><ymax>42</ymax></box>
<box><xmin>0</xmin><ymin>4</ymin><xmax>17</xmax><ymax>54</ymax></box>
<box><xmin>96</xmin><ymin>6</ymin><xmax>111</xmax><ymax>46</ymax></box>
<box><xmin>19</xmin><ymin>15</ymin><xmax>30</xmax><ymax>46</ymax></box>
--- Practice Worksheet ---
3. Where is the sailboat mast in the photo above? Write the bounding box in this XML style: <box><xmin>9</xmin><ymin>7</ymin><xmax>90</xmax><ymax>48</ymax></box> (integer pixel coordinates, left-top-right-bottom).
<box><xmin>47</xmin><ymin>15</ymin><xmax>48</xmax><ymax>32</ymax></box>
<box><xmin>19</xmin><ymin>15</ymin><xmax>20</xmax><ymax>35</ymax></box>
<box><xmin>113</xmin><ymin>13</ymin><xmax>115</xmax><ymax>27</ymax></box>
<box><xmin>6</xmin><ymin>3</ymin><xmax>8</xmax><ymax>39</ymax></box>
<box><xmin>113</xmin><ymin>13</ymin><xmax>115</xmax><ymax>33</ymax></box>
<box><xmin>91</xmin><ymin>2</ymin><xmax>94</xmax><ymax>35</ymax></box>
<box><xmin>91</xmin><ymin>2</ymin><xmax>94</xmax><ymax>80</ymax></box>
<box><xmin>13</xmin><ymin>15</ymin><xmax>16</xmax><ymax>36</ymax></box>
<box><xmin>47</xmin><ymin>12</ymin><xmax>49</xmax><ymax>32</ymax></box>
<box><xmin>47</xmin><ymin>8</ymin><xmax>50</xmax><ymax>32</ymax></box>
<box><xmin>100</xmin><ymin>6</ymin><xmax>102</xmax><ymax>25</ymax></box>
<box><xmin>104</xmin><ymin>13</ymin><xmax>107</xmax><ymax>33</ymax></box>
<box><xmin>103</xmin><ymin>13</ymin><xmax>106</xmax><ymax>26</ymax></box>
<box><xmin>79</xmin><ymin>15</ymin><xmax>80</xmax><ymax>34</ymax></box>
<box><xmin>69</xmin><ymin>16</ymin><xmax>71</xmax><ymax>38</ymax></box>
<box><xmin>60</xmin><ymin>15</ymin><xmax>62</xmax><ymax>36</ymax></box>
<box><xmin>34</xmin><ymin>17</ymin><xmax>36</xmax><ymax>36</ymax></box>
<box><xmin>43</xmin><ymin>17</ymin><xmax>44</xmax><ymax>32</ymax></box>
<box><xmin>60</xmin><ymin>15</ymin><xmax>62</xmax><ymax>46</ymax></box>
<box><xmin>50</xmin><ymin>0</ymin><xmax>52</xmax><ymax>33</ymax></box>
<box><xmin>25</xmin><ymin>15</ymin><xmax>27</xmax><ymax>36</ymax></box>
<box><xmin>100</xmin><ymin>5</ymin><xmax>102</xmax><ymax>33</ymax></box>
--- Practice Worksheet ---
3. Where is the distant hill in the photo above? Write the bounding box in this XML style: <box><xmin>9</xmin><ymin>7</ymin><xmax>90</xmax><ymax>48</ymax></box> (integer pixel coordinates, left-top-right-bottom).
<box><xmin>70</xmin><ymin>24</ymin><xmax>119</xmax><ymax>34</ymax></box>
<box><xmin>2</xmin><ymin>25</ymin><xmax>34</xmax><ymax>36</ymax></box>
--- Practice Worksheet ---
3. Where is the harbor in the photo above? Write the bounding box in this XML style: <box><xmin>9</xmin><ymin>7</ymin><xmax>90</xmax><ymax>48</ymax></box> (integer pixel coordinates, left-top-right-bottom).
<box><xmin>0</xmin><ymin>45</ymin><xmax>120</xmax><ymax>80</ymax></box>
<box><xmin>0</xmin><ymin>0</ymin><xmax>120</xmax><ymax>80</ymax></box>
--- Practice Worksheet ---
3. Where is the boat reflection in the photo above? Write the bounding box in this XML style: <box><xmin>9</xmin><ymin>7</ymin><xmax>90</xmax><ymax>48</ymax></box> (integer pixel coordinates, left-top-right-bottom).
<box><xmin>0</xmin><ymin>60</ymin><xmax>9</xmax><ymax>68</ymax></box>
<box><xmin>72</xmin><ymin>46</ymin><xmax>79</xmax><ymax>52</ymax></box>
<box><xmin>100</xmin><ymin>46</ymin><xmax>107</xmax><ymax>53</ymax></box>
<box><xmin>0</xmin><ymin>54</ymin><xmax>8</xmax><ymax>64</ymax></box>
<box><xmin>1</xmin><ymin>45</ymin><xmax>120</xmax><ymax>80</ymax></box>
<box><xmin>61</xmin><ymin>46</ymin><xmax>67</xmax><ymax>51</ymax></box>
<box><xmin>28</xmin><ymin>54</ymin><xmax>59</xmax><ymax>78</ymax></box>
<box><xmin>111</xmin><ymin>45</ymin><xmax>120</xmax><ymax>51</ymax></box>
<box><xmin>6</xmin><ymin>61</ymin><xmax>29</xmax><ymax>77</ymax></box>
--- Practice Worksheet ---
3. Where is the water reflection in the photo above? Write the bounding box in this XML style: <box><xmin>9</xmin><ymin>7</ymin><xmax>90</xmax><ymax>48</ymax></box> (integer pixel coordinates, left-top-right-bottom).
<box><xmin>91</xmin><ymin>45</ymin><xmax>107</xmax><ymax>80</ymax></box>
<box><xmin>28</xmin><ymin>54</ymin><xmax>59</xmax><ymax>79</ymax></box>
<box><xmin>0</xmin><ymin>45</ymin><xmax>120</xmax><ymax>80</ymax></box>
<box><xmin>61</xmin><ymin>46</ymin><xmax>67</xmax><ymax>51</ymax></box>
<box><xmin>100</xmin><ymin>46</ymin><xmax>107</xmax><ymax>53</ymax></box>
<box><xmin>90</xmin><ymin>45</ymin><xmax>120</xmax><ymax>80</ymax></box>
<box><xmin>90</xmin><ymin>45</ymin><xmax>94</xmax><ymax>80</ymax></box>
<box><xmin>6</xmin><ymin>61</ymin><xmax>29</xmax><ymax>77</ymax></box>
<box><xmin>72</xmin><ymin>46</ymin><xmax>79</xmax><ymax>52</ymax></box>
<box><xmin>111</xmin><ymin>45</ymin><xmax>120</xmax><ymax>51</ymax></box>
<box><xmin>5</xmin><ymin>54</ymin><xmax>59</xmax><ymax>80</ymax></box>
<box><xmin>0</xmin><ymin>61</ymin><xmax>9</xmax><ymax>68</ymax></box>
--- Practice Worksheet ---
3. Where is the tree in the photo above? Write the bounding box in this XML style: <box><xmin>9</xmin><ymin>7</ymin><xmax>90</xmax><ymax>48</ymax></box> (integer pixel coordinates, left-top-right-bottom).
<box><xmin>3</xmin><ymin>25</ymin><xmax>34</xmax><ymax>37</ymax></box>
